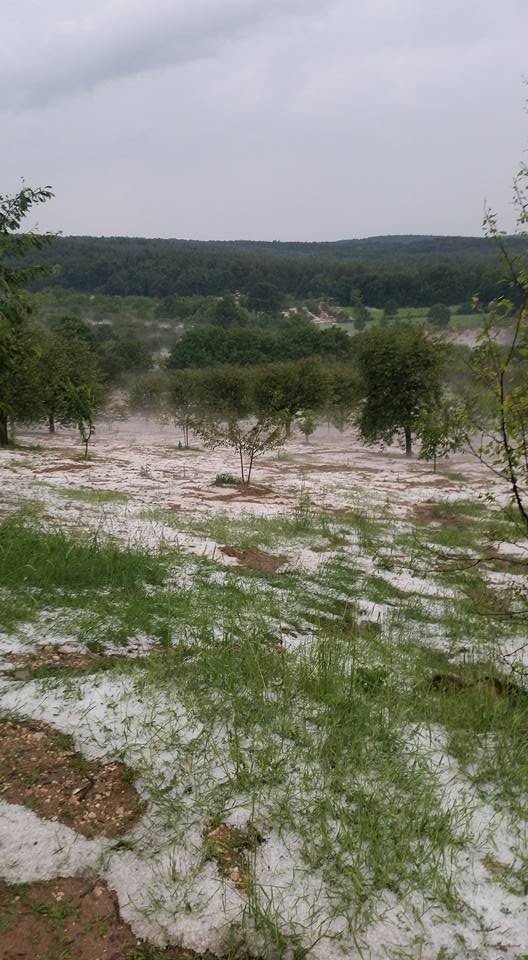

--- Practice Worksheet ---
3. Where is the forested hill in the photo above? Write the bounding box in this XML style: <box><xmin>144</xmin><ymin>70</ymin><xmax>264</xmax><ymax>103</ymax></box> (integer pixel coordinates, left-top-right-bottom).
<box><xmin>30</xmin><ymin>233</ymin><xmax>528</xmax><ymax>306</ymax></box>
<box><xmin>168</xmin><ymin>234</ymin><xmax>528</xmax><ymax>262</ymax></box>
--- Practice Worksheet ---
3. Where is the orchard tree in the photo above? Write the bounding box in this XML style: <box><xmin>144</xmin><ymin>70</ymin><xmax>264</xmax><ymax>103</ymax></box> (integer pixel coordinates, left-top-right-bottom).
<box><xmin>196</xmin><ymin>365</ymin><xmax>252</xmax><ymax>418</ymax></box>
<box><xmin>63</xmin><ymin>382</ymin><xmax>101</xmax><ymax>458</ymax></box>
<box><xmin>0</xmin><ymin>185</ymin><xmax>55</xmax><ymax>446</ymax></box>
<box><xmin>169</xmin><ymin>369</ymin><xmax>206</xmax><ymax>448</ymax></box>
<box><xmin>298</xmin><ymin>409</ymin><xmax>317</xmax><ymax>443</ymax></box>
<box><xmin>0</xmin><ymin>327</ymin><xmax>42</xmax><ymax>441</ymax></box>
<box><xmin>188</xmin><ymin>365</ymin><xmax>285</xmax><ymax>484</ymax></box>
<box><xmin>167</xmin><ymin>326</ymin><xmax>229</xmax><ymax>368</ymax></box>
<box><xmin>128</xmin><ymin>370</ymin><xmax>170</xmax><ymax>421</ymax></box>
<box><xmin>356</xmin><ymin>322</ymin><xmax>446</xmax><ymax>457</ymax></box>
<box><xmin>253</xmin><ymin>358</ymin><xmax>328</xmax><ymax>435</ymax></box>
<box><xmin>35</xmin><ymin>330</ymin><xmax>104</xmax><ymax>433</ymax></box>
<box><xmin>416</xmin><ymin>399</ymin><xmax>463</xmax><ymax>472</ymax></box>
<box><xmin>192</xmin><ymin>415</ymin><xmax>286</xmax><ymax>486</ymax></box>
<box><xmin>326</xmin><ymin>364</ymin><xmax>358</xmax><ymax>431</ymax></box>
<box><xmin>449</xmin><ymin>102</ymin><xmax>528</xmax><ymax>532</ymax></box>
<box><xmin>97</xmin><ymin>335</ymin><xmax>152</xmax><ymax>383</ymax></box>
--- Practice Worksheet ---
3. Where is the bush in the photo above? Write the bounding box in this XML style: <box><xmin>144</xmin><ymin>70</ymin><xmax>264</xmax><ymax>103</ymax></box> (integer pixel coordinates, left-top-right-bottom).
<box><xmin>428</xmin><ymin>303</ymin><xmax>451</xmax><ymax>327</ymax></box>
<box><xmin>213</xmin><ymin>473</ymin><xmax>241</xmax><ymax>487</ymax></box>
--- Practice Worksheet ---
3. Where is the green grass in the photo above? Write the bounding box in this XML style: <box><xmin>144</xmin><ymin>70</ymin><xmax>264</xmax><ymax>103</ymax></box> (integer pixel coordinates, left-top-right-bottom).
<box><xmin>0</xmin><ymin>493</ymin><xmax>526</xmax><ymax>954</ymax></box>
<box><xmin>141</xmin><ymin>503</ymin><xmax>352</xmax><ymax>552</ymax></box>
<box><xmin>57</xmin><ymin>487</ymin><xmax>130</xmax><ymax>504</ymax></box>
<box><xmin>399</xmin><ymin>500</ymin><xmax>524</xmax><ymax>558</ymax></box>
<box><xmin>116</xmin><ymin>620</ymin><xmax>467</xmax><ymax>923</ymax></box>
<box><xmin>0</xmin><ymin>511</ymin><xmax>164</xmax><ymax>593</ymax></box>
<box><xmin>31</xmin><ymin>898</ymin><xmax>78</xmax><ymax>923</ymax></box>
<box><xmin>0</xmin><ymin>510</ymin><xmax>304</xmax><ymax>645</ymax></box>
<box><xmin>143</xmin><ymin>486</ymin><xmax>390</xmax><ymax>559</ymax></box>
<box><xmin>450</xmin><ymin>313</ymin><xmax>485</xmax><ymax>330</ymax></box>
<box><xmin>405</xmin><ymin>648</ymin><xmax>528</xmax><ymax>823</ymax></box>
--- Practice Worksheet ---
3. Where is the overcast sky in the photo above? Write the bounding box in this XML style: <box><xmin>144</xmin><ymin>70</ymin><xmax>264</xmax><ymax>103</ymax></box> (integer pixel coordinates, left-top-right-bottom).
<box><xmin>2</xmin><ymin>0</ymin><xmax>527</xmax><ymax>240</ymax></box>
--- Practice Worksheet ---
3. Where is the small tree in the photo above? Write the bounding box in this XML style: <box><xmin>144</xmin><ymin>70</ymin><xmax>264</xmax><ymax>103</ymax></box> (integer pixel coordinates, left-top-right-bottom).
<box><xmin>416</xmin><ymin>400</ymin><xmax>463</xmax><ymax>472</ymax></box>
<box><xmin>62</xmin><ymin>383</ymin><xmax>98</xmax><ymax>458</ymax></box>
<box><xmin>35</xmin><ymin>330</ymin><xmax>103</xmax><ymax>433</ymax></box>
<box><xmin>428</xmin><ymin>303</ymin><xmax>451</xmax><ymax>328</ymax></box>
<box><xmin>0</xmin><ymin>185</ymin><xmax>55</xmax><ymax>446</ymax></box>
<box><xmin>327</xmin><ymin>364</ymin><xmax>358</xmax><ymax>431</ymax></box>
<box><xmin>352</xmin><ymin>299</ymin><xmax>371</xmax><ymax>330</ymax></box>
<box><xmin>128</xmin><ymin>370</ymin><xmax>170</xmax><ymax>422</ymax></box>
<box><xmin>461</xmin><ymin>138</ymin><xmax>528</xmax><ymax>531</ymax></box>
<box><xmin>51</xmin><ymin>315</ymin><xmax>97</xmax><ymax>349</ymax></box>
<box><xmin>188</xmin><ymin>365</ymin><xmax>286</xmax><ymax>484</ymax></box>
<box><xmin>253</xmin><ymin>358</ymin><xmax>328</xmax><ymax>436</ymax></box>
<box><xmin>356</xmin><ymin>322</ymin><xmax>446</xmax><ymax>457</ymax></box>
<box><xmin>192</xmin><ymin>415</ymin><xmax>286</xmax><ymax>486</ymax></box>
<box><xmin>298</xmin><ymin>409</ymin><xmax>317</xmax><ymax>443</ymax></box>
<box><xmin>382</xmin><ymin>299</ymin><xmax>399</xmax><ymax>322</ymax></box>
<box><xmin>170</xmin><ymin>369</ymin><xmax>204</xmax><ymax>448</ymax></box>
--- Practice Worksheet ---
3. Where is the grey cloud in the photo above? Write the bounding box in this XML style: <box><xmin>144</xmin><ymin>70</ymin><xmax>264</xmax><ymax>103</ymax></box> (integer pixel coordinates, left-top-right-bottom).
<box><xmin>1</xmin><ymin>0</ymin><xmax>323</xmax><ymax>108</ymax></box>
<box><xmin>2</xmin><ymin>0</ymin><xmax>527</xmax><ymax>240</ymax></box>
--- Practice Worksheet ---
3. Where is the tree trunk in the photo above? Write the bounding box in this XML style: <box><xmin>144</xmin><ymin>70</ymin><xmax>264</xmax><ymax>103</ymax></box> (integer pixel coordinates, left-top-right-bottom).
<box><xmin>0</xmin><ymin>413</ymin><xmax>8</xmax><ymax>448</ymax></box>
<box><xmin>404</xmin><ymin>426</ymin><xmax>412</xmax><ymax>458</ymax></box>
<box><xmin>48</xmin><ymin>413</ymin><xmax>55</xmax><ymax>433</ymax></box>
<box><xmin>247</xmin><ymin>452</ymin><xmax>255</xmax><ymax>486</ymax></box>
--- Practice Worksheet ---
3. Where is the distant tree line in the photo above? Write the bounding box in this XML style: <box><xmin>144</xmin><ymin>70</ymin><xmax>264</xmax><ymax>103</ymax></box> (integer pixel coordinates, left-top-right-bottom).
<box><xmin>25</xmin><ymin>235</ymin><xmax>519</xmax><ymax>308</ymax></box>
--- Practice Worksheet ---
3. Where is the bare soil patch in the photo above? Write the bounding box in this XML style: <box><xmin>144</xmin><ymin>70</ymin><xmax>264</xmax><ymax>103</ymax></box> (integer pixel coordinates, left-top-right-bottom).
<box><xmin>402</xmin><ymin>476</ymin><xmax>457</xmax><ymax>489</ymax></box>
<box><xmin>0</xmin><ymin>877</ymin><xmax>209</xmax><ymax>960</ymax></box>
<box><xmin>428</xmin><ymin>671</ymin><xmax>527</xmax><ymax>702</ymax></box>
<box><xmin>275</xmin><ymin>462</ymin><xmax>358</xmax><ymax>475</ymax></box>
<box><xmin>36</xmin><ymin>462</ymin><xmax>94</xmax><ymax>474</ymax></box>
<box><xmin>411</xmin><ymin>503</ymin><xmax>471</xmax><ymax>526</ymax></box>
<box><xmin>234</xmin><ymin>484</ymin><xmax>273</xmax><ymax>497</ymax></box>
<box><xmin>220</xmin><ymin>546</ymin><xmax>287</xmax><ymax>574</ymax></box>
<box><xmin>181</xmin><ymin>485</ymin><xmax>278</xmax><ymax>505</ymax></box>
<box><xmin>426</xmin><ymin>477</ymin><xmax>459</xmax><ymax>489</ymax></box>
<box><xmin>203</xmin><ymin>821</ymin><xmax>262</xmax><ymax>895</ymax></box>
<box><xmin>4</xmin><ymin>646</ymin><xmax>111</xmax><ymax>681</ymax></box>
<box><xmin>481</xmin><ymin>855</ymin><xmax>508</xmax><ymax>878</ymax></box>
<box><xmin>0</xmin><ymin>720</ymin><xmax>145</xmax><ymax>839</ymax></box>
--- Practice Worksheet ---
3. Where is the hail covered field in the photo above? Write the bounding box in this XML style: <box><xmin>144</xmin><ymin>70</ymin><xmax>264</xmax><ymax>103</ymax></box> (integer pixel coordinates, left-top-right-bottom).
<box><xmin>0</xmin><ymin>420</ymin><xmax>526</xmax><ymax>960</ymax></box>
